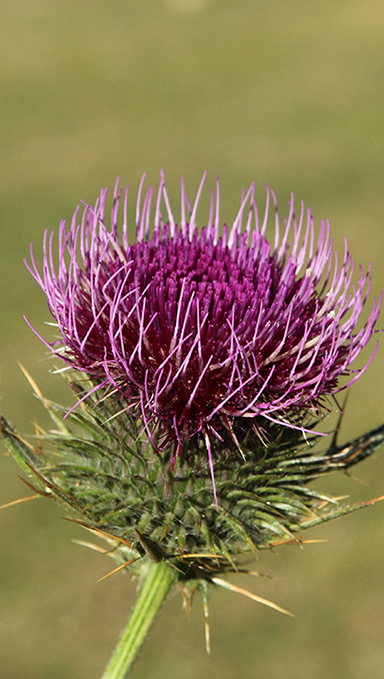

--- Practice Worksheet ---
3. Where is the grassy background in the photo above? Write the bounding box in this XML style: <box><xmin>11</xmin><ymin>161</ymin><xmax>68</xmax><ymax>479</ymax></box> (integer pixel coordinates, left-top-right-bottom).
<box><xmin>1</xmin><ymin>1</ymin><xmax>384</xmax><ymax>677</ymax></box>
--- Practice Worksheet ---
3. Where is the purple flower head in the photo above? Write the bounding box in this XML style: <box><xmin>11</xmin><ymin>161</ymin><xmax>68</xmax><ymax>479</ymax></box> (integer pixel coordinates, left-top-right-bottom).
<box><xmin>26</xmin><ymin>173</ymin><xmax>381</xmax><ymax>505</ymax></box>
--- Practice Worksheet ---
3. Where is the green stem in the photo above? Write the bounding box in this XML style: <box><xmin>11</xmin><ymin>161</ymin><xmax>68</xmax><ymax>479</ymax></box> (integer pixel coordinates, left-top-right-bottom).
<box><xmin>100</xmin><ymin>561</ymin><xmax>175</xmax><ymax>679</ymax></box>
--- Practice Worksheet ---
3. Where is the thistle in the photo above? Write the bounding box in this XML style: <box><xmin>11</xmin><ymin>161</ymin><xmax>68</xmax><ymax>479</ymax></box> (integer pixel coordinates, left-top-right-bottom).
<box><xmin>1</xmin><ymin>173</ymin><xmax>383</xmax><ymax>678</ymax></box>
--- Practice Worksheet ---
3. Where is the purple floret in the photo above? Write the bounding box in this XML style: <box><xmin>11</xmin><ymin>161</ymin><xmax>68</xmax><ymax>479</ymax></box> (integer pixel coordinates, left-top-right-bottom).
<box><xmin>26</xmin><ymin>172</ymin><xmax>381</xmax><ymax>506</ymax></box>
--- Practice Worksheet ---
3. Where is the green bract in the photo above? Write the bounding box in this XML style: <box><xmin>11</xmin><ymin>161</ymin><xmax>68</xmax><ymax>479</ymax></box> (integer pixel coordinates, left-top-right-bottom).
<box><xmin>2</xmin><ymin>373</ymin><xmax>383</xmax><ymax>584</ymax></box>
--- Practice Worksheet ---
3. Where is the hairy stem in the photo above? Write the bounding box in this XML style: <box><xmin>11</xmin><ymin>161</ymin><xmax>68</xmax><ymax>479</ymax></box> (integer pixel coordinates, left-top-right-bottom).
<box><xmin>100</xmin><ymin>561</ymin><xmax>175</xmax><ymax>679</ymax></box>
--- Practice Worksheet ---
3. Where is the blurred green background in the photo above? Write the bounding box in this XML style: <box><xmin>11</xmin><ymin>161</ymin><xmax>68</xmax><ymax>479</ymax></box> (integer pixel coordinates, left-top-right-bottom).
<box><xmin>1</xmin><ymin>0</ymin><xmax>384</xmax><ymax>677</ymax></box>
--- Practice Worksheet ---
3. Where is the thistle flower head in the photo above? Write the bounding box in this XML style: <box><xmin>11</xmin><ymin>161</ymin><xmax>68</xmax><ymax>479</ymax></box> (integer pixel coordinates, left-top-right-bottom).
<box><xmin>2</xmin><ymin>172</ymin><xmax>383</xmax><ymax>596</ymax></box>
<box><xmin>27</xmin><ymin>174</ymin><xmax>380</xmax><ymax>476</ymax></box>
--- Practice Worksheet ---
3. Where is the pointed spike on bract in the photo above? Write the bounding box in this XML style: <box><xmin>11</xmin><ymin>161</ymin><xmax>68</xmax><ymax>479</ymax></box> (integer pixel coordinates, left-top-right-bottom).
<box><xmin>72</xmin><ymin>539</ymin><xmax>110</xmax><ymax>554</ymax></box>
<box><xmin>0</xmin><ymin>494</ymin><xmax>40</xmax><ymax>510</ymax></box>
<box><xmin>18</xmin><ymin>363</ymin><xmax>44</xmax><ymax>401</ymax></box>
<box><xmin>18</xmin><ymin>476</ymin><xmax>51</xmax><ymax>497</ymax></box>
<box><xmin>97</xmin><ymin>557</ymin><xmax>138</xmax><ymax>582</ymax></box>
<box><xmin>203</xmin><ymin>599</ymin><xmax>211</xmax><ymax>654</ymax></box>
<box><xmin>211</xmin><ymin>577</ymin><xmax>294</xmax><ymax>617</ymax></box>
